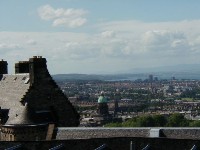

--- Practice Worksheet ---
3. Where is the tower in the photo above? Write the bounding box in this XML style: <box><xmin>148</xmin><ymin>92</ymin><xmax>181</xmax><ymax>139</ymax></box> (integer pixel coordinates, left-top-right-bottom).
<box><xmin>97</xmin><ymin>92</ymin><xmax>109</xmax><ymax>116</ymax></box>
<box><xmin>114</xmin><ymin>89</ymin><xmax>120</xmax><ymax>116</ymax></box>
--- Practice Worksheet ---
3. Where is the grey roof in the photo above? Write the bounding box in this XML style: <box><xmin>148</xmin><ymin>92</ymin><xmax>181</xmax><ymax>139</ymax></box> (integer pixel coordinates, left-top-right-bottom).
<box><xmin>0</xmin><ymin>74</ymin><xmax>30</xmax><ymax>124</ymax></box>
<box><xmin>5</xmin><ymin>104</ymin><xmax>34</xmax><ymax>125</ymax></box>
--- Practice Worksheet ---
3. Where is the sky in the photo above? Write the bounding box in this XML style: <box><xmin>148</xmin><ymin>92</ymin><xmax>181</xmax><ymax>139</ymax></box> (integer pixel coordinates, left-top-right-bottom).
<box><xmin>1</xmin><ymin>0</ymin><xmax>200</xmax><ymax>74</ymax></box>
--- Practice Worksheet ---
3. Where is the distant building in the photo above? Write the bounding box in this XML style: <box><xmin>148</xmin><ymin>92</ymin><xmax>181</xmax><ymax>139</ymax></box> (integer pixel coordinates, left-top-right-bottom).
<box><xmin>80</xmin><ymin>92</ymin><xmax>119</xmax><ymax>126</ymax></box>
<box><xmin>172</xmin><ymin>76</ymin><xmax>176</xmax><ymax>80</ymax></box>
<box><xmin>0</xmin><ymin>56</ymin><xmax>79</xmax><ymax>141</ymax></box>
<box><xmin>149</xmin><ymin>74</ymin><xmax>153</xmax><ymax>82</ymax></box>
<box><xmin>154</xmin><ymin>77</ymin><xmax>158</xmax><ymax>81</ymax></box>
<box><xmin>97</xmin><ymin>92</ymin><xmax>109</xmax><ymax>115</ymax></box>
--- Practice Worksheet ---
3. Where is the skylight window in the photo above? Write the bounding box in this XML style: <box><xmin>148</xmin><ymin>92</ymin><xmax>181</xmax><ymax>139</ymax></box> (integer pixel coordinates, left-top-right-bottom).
<box><xmin>24</xmin><ymin>78</ymin><xmax>30</xmax><ymax>84</ymax></box>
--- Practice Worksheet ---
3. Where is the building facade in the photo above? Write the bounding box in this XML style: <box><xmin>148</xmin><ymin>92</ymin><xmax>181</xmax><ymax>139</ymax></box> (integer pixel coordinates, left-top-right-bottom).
<box><xmin>0</xmin><ymin>56</ymin><xmax>80</xmax><ymax>141</ymax></box>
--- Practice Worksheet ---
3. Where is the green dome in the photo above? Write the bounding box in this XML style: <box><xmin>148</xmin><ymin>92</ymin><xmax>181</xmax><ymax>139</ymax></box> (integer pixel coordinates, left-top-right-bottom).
<box><xmin>98</xmin><ymin>96</ymin><xmax>107</xmax><ymax>103</ymax></box>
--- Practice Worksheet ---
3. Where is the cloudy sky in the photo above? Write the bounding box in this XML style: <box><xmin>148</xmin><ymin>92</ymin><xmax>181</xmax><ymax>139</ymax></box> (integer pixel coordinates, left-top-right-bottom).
<box><xmin>1</xmin><ymin>0</ymin><xmax>200</xmax><ymax>74</ymax></box>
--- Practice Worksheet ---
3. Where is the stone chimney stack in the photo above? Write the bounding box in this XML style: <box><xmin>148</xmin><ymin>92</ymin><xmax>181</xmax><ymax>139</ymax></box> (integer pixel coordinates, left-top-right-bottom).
<box><xmin>29</xmin><ymin>56</ymin><xmax>49</xmax><ymax>85</ymax></box>
<box><xmin>15</xmin><ymin>61</ymin><xmax>30</xmax><ymax>74</ymax></box>
<box><xmin>0</xmin><ymin>59</ymin><xmax>8</xmax><ymax>74</ymax></box>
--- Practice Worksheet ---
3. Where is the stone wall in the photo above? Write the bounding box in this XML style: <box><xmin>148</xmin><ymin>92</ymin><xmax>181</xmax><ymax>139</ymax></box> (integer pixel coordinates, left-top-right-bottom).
<box><xmin>1</xmin><ymin>125</ymin><xmax>48</xmax><ymax>141</ymax></box>
<box><xmin>161</xmin><ymin>128</ymin><xmax>200</xmax><ymax>139</ymax></box>
<box><xmin>56</xmin><ymin>127</ymin><xmax>150</xmax><ymax>139</ymax></box>
<box><xmin>56</xmin><ymin>127</ymin><xmax>200</xmax><ymax>140</ymax></box>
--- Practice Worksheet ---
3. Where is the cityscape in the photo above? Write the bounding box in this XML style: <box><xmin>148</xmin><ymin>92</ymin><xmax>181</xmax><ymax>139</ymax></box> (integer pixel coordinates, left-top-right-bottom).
<box><xmin>57</xmin><ymin>74</ymin><xmax>200</xmax><ymax>127</ymax></box>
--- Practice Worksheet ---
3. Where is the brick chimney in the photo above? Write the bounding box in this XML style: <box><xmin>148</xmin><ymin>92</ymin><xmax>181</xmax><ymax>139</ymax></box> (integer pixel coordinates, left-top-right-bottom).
<box><xmin>0</xmin><ymin>59</ymin><xmax>8</xmax><ymax>74</ymax></box>
<box><xmin>29</xmin><ymin>56</ymin><xmax>49</xmax><ymax>85</ymax></box>
<box><xmin>15</xmin><ymin>61</ymin><xmax>30</xmax><ymax>74</ymax></box>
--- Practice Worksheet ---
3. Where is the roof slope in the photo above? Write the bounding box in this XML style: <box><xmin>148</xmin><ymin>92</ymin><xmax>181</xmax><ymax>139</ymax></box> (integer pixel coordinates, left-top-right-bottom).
<box><xmin>0</xmin><ymin>74</ymin><xmax>30</xmax><ymax>124</ymax></box>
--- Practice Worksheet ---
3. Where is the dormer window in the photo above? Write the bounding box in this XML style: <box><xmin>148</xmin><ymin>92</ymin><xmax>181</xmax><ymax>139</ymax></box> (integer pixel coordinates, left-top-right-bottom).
<box><xmin>24</xmin><ymin>78</ymin><xmax>30</xmax><ymax>84</ymax></box>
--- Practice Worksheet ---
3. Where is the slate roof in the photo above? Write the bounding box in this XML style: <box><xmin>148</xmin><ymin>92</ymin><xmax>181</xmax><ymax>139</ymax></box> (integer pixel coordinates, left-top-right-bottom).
<box><xmin>0</xmin><ymin>74</ymin><xmax>30</xmax><ymax>125</ymax></box>
<box><xmin>5</xmin><ymin>104</ymin><xmax>34</xmax><ymax>125</ymax></box>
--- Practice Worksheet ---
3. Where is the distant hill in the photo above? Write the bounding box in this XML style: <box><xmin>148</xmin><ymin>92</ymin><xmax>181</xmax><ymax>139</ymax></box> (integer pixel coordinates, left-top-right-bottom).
<box><xmin>130</xmin><ymin>64</ymin><xmax>200</xmax><ymax>74</ymax></box>
<box><xmin>53</xmin><ymin>64</ymin><xmax>200</xmax><ymax>81</ymax></box>
<box><xmin>129</xmin><ymin>64</ymin><xmax>200</xmax><ymax>80</ymax></box>
<box><xmin>52</xmin><ymin>74</ymin><xmax>130</xmax><ymax>81</ymax></box>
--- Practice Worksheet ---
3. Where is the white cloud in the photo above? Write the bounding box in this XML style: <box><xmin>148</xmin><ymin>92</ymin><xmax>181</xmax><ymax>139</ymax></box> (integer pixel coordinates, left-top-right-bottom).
<box><xmin>38</xmin><ymin>5</ymin><xmax>88</xmax><ymax>28</ymax></box>
<box><xmin>3</xmin><ymin>19</ymin><xmax>200</xmax><ymax>73</ymax></box>
<box><xmin>141</xmin><ymin>30</ymin><xmax>189</xmax><ymax>54</ymax></box>
<box><xmin>0</xmin><ymin>43</ymin><xmax>21</xmax><ymax>50</ymax></box>
<box><xmin>101</xmin><ymin>30</ymin><xmax>116</xmax><ymax>38</ymax></box>
<box><xmin>98</xmin><ymin>20</ymin><xmax>200</xmax><ymax>56</ymax></box>
<box><xmin>26</xmin><ymin>39</ymin><xmax>37</xmax><ymax>45</ymax></box>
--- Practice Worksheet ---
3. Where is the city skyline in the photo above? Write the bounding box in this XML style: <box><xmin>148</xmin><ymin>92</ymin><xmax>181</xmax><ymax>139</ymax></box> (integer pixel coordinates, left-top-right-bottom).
<box><xmin>1</xmin><ymin>0</ymin><xmax>200</xmax><ymax>74</ymax></box>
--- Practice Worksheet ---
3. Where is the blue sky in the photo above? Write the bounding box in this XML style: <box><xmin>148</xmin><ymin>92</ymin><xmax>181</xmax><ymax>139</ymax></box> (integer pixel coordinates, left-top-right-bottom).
<box><xmin>1</xmin><ymin>0</ymin><xmax>200</xmax><ymax>74</ymax></box>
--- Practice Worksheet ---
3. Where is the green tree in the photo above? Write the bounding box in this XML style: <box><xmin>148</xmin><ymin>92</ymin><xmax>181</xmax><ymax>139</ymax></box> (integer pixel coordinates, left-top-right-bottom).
<box><xmin>167</xmin><ymin>113</ymin><xmax>189</xmax><ymax>127</ymax></box>
<box><xmin>189</xmin><ymin>120</ymin><xmax>200</xmax><ymax>127</ymax></box>
<box><xmin>136</xmin><ymin>115</ymin><xmax>155</xmax><ymax>127</ymax></box>
<box><xmin>122</xmin><ymin>117</ymin><xmax>138</xmax><ymax>127</ymax></box>
<box><xmin>104</xmin><ymin>122</ymin><xmax>122</xmax><ymax>127</ymax></box>
<box><xmin>122</xmin><ymin>115</ymin><xmax>155</xmax><ymax>127</ymax></box>
<box><xmin>152</xmin><ymin>115</ymin><xmax>167</xmax><ymax>127</ymax></box>
<box><xmin>105</xmin><ymin>114</ymin><xmax>192</xmax><ymax>127</ymax></box>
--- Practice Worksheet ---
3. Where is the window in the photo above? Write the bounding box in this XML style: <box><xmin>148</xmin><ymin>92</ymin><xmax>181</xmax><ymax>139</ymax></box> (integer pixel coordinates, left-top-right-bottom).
<box><xmin>10</xmin><ymin>134</ymin><xmax>12</xmax><ymax>141</ymax></box>
<box><xmin>24</xmin><ymin>78</ymin><xmax>30</xmax><ymax>84</ymax></box>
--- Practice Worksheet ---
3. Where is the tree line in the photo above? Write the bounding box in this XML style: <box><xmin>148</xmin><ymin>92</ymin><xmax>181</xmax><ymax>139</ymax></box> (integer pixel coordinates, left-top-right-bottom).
<box><xmin>105</xmin><ymin>113</ymin><xmax>200</xmax><ymax>127</ymax></box>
